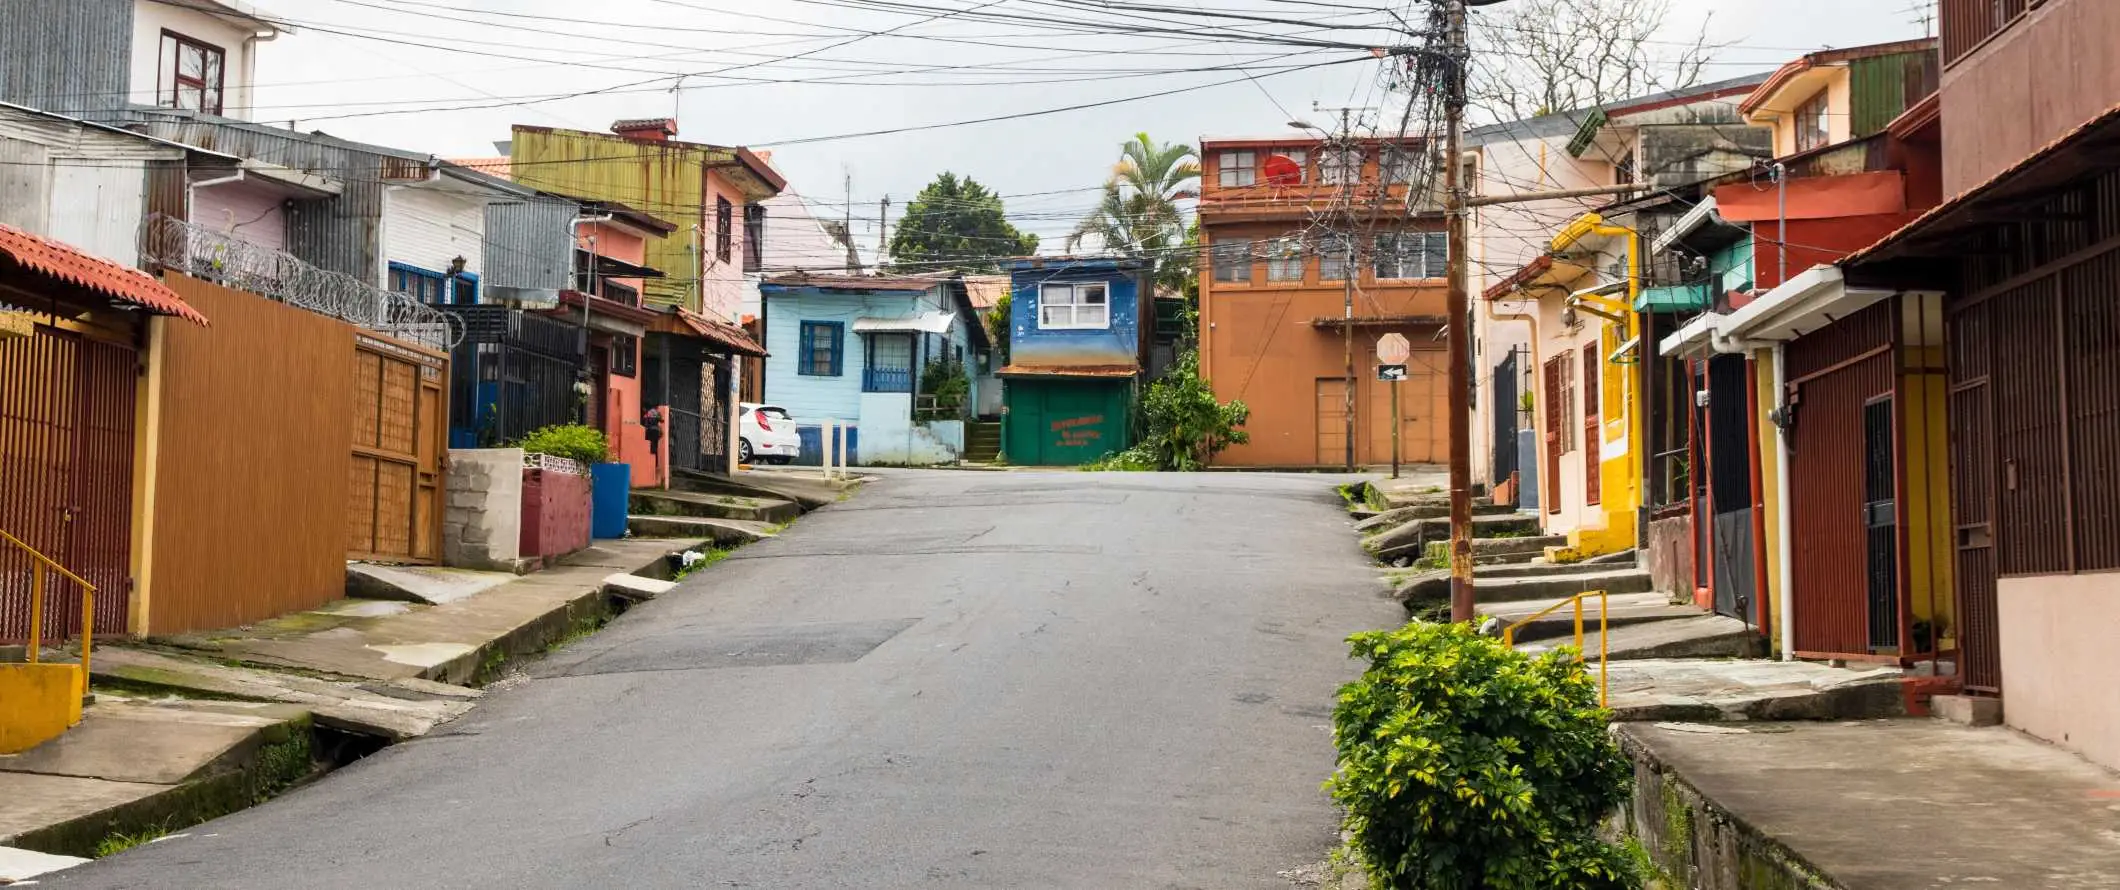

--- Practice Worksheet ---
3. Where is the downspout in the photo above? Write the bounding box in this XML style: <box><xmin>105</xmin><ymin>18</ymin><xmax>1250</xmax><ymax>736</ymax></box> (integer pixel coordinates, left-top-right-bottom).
<box><xmin>1773</xmin><ymin>343</ymin><xmax>1795</xmax><ymax>660</ymax></box>
<box><xmin>239</xmin><ymin>29</ymin><xmax>278</xmax><ymax>120</ymax></box>
<box><xmin>186</xmin><ymin>169</ymin><xmax>246</xmax><ymax>227</ymax></box>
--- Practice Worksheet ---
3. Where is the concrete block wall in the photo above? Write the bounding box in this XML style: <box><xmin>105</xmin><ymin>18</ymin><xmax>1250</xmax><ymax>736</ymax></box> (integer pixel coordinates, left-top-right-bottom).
<box><xmin>443</xmin><ymin>448</ymin><xmax>525</xmax><ymax>571</ymax></box>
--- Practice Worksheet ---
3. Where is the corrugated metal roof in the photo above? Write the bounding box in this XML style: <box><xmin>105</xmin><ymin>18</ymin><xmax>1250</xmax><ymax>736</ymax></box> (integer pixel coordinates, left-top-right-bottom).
<box><xmin>0</xmin><ymin>222</ymin><xmax>205</xmax><ymax>324</ymax></box>
<box><xmin>996</xmin><ymin>363</ymin><xmax>1138</xmax><ymax>378</ymax></box>
<box><xmin>760</xmin><ymin>272</ymin><xmax>942</xmax><ymax>292</ymax></box>
<box><xmin>649</xmin><ymin>307</ymin><xmax>767</xmax><ymax>357</ymax></box>
<box><xmin>961</xmin><ymin>275</ymin><xmax>1009</xmax><ymax>309</ymax></box>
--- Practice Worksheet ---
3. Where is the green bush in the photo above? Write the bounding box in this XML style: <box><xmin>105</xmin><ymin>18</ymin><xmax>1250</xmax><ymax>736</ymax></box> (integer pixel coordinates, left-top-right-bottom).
<box><xmin>517</xmin><ymin>424</ymin><xmax>609</xmax><ymax>465</ymax></box>
<box><xmin>1329</xmin><ymin>621</ymin><xmax>1639</xmax><ymax>890</ymax></box>
<box><xmin>1130</xmin><ymin>349</ymin><xmax>1248</xmax><ymax>471</ymax></box>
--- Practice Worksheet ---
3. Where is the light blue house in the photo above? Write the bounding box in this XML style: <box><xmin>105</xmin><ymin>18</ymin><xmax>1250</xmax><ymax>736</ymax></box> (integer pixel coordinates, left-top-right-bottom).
<box><xmin>1000</xmin><ymin>257</ymin><xmax>1154</xmax><ymax>465</ymax></box>
<box><xmin>758</xmin><ymin>272</ymin><xmax>991</xmax><ymax>465</ymax></box>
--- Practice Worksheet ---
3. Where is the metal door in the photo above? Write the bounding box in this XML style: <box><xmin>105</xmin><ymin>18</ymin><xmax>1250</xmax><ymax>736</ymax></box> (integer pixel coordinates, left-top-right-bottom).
<box><xmin>1863</xmin><ymin>398</ymin><xmax>1901</xmax><ymax>650</ymax></box>
<box><xmin>1316</xmin><ymin>378</ymin><xmax>1350</xmax><ymax>467</ymax></box>
<box><xmin>1491</xmin><ymin>351</ymin><xmax>1519</xmax><ymax>486</ymax></box>
<box><xmin>0</xmin><ymin>325</ymin><xmax>135</xmax><ymax>642</ymax></box>
<box><xmin>1707</xmin><ymin>356</ymin><xmax>1758</xmax><ymax>624</ymax></box>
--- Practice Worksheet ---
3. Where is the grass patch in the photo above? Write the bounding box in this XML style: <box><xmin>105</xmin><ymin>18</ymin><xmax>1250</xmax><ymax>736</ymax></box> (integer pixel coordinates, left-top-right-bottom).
<box><xmin>674</xmin><ymin>546</ymin><xmax>735</xmax><ymax>581</ymax></box>
<box><xmin>94</xmin><ymin>825</ymin><xmax>171</xmax><ymax>858</ymax></box>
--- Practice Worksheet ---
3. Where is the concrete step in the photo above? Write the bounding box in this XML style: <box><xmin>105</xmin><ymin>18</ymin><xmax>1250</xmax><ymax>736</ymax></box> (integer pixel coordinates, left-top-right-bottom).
<box><xmin>1601</xmin><ymin>658</ymin><xmax>1906</xmax><ymax>722</ymax></box>
<box><xmin>669</xmin><ymin>468</ymin><xmax>849</xmax><ymax>511</ymax></box>
<box><xmin>1481</xmin><ymin>591</ymin><xmax>1696</xmax><ymax>643</ymax></box>
<box><xmin>630</xmin><ymin>489</ymin><xmax>801</xmax><ymax>524</ymax></box>
<box><xmin>1352</xmin><ymin>502</ymin><xmax>1519</xmax><ymax>531</ymax></box>
<box><xmin>1397</xmin><ymin>565</ymin><xmax>1651</xmax><ymax>613</ymax></box>
<box><xmin>626</xmin><ymin>515</ymin><xmax>777</xmax><ymax>545</ymax></box>
<box><xmin>1521</xmin><ymin>613</ymin><xmax>1762</xmax><ymax>661</ymax></box>
<box><xmin>1367</xmin><ymin>513</ymin><xmax>1547</xmax><ymax>561</ymax></box>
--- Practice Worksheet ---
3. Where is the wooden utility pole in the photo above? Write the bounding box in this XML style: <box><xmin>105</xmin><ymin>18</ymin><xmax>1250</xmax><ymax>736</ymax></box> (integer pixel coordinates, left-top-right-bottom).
<box><xmin>1443</xmin><ymin>0</ymin><xmax>1476</xmax><ymax>624</ymax></box>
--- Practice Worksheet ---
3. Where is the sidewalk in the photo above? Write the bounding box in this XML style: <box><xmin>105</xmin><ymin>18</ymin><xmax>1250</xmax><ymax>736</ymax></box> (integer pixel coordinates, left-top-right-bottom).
<box><xmin>1622</xmin><ymin>719</ymin><xmax>2120</xmax><ymax>889</ymax></box>
<box><xmin>0</xmin><ymin>534</ymin><xmax>722</xmax><ymax>864</ymax></box>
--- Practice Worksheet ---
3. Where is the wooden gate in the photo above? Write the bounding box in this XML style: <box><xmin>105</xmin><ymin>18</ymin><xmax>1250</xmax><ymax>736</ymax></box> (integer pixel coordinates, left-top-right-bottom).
<box><xmin>0</xmin><ymin>323</ymin><xmax>136</xmax><ymax>642</ymax></box>
<box><xmin>348</xmin><ymin>333</ymin><xmax>446</xmax><ymax>563</ymax></box>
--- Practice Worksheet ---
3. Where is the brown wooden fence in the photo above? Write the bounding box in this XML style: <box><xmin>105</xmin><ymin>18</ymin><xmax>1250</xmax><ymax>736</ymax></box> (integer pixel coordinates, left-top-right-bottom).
<box><xmin>141</xmin><ymin>275</ymin><xmax>446</xmax><ymax>635</ymax></box>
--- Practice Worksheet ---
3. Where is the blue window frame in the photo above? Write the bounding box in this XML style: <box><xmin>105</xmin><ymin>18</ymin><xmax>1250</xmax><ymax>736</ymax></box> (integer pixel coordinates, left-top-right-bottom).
<box><xmin>798</xmin><ymin>321</ymin><xmax>844</xmax><ymax>376</ymax></box>
<box><xmin>389</xmin><ymin>263</ymin><xmax>478</xmax><ymax>305</ymax></box>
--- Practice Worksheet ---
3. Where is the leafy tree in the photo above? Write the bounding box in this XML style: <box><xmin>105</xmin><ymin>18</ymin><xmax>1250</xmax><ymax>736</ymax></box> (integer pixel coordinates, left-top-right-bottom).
<box><xmin>1067</xmin><ymin>133</ymin><xmax>1200</xmax><ymax>295</ymax></box>
<box><xmin>1329</xmin><ymin>621</ymin><xmax>1640</xmax><ymax>890</ymax></box>
<box><xmin>985</xmin><ymin>290</ymin><xmax>1013</xmax><ymax>366</ymax></box>
<box><xmin>888</xmin><ymin>173</ymin><xmax>1038</xmax><ymax>273</ymax></box>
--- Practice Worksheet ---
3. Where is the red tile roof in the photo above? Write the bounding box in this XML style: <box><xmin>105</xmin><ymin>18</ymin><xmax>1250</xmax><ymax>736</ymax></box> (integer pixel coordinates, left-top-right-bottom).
<box><xmin>0</xmin><ymin>223</ymin><xmax>205</xmax><ymax>325</ymax></box>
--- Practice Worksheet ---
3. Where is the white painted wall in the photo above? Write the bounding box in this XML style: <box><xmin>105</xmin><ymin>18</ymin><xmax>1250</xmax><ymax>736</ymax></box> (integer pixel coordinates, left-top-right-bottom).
<box><xmin>130</xmin><ymin>1</ymin><xmax>265</xmax><ymax>119</ymax></box>
<box><xmin>855</xmin><ymin>393</ymin><xmax>960</xmax><ymax>465</ymax></box>
<box><xmin>381</xmin><ymin>184</ymin><xmax>485</xmax><ymax>282</ymax></box>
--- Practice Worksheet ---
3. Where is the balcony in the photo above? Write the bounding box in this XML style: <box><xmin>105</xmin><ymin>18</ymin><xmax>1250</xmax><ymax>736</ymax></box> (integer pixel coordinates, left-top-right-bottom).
<box><xmin>1942</xmin><ymin>0</ymin><xmax>2029</xmax><ymax>67</ymax></box>
<box><xmin>863</xmin><ymin>365</ymin><xmax>913</xmax><ymax>393</ymax></box>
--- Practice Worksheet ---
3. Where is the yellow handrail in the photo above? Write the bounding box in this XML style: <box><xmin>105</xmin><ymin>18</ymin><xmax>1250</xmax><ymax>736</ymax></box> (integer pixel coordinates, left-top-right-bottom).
<box><xmin>1</xmin><ymin>529</ymin><xmax>97</xmax><ymax>682</ymax></box>
<box><xmin>1500</xmin><ymin>589</ymin><xmax>1609</xmax><ymax>707</ymax></box>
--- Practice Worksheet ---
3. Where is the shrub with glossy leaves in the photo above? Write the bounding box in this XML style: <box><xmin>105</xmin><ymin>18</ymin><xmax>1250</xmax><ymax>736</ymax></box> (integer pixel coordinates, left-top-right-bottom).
<box><xmin>1328</xmin><ymin>621</ymin><xmax>1639</xmax><ymax>890</ymax></box>
<box><xmin>517</xmin><ymin>423</ymin><xmax>609</xmax><ymax>466</ymax></box>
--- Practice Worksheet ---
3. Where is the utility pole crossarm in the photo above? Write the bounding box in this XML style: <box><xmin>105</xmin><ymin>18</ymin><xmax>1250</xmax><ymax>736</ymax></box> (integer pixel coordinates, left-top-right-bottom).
<box><xmin>1467</xmin><ymin>183</ymin><xmax>1648</xmax><ymax>208</ymax></box>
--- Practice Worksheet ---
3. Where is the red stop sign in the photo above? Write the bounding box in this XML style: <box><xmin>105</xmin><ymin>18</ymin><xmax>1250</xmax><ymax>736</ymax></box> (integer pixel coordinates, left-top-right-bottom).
<box><xmin>1375</xmin><ymin>333</ymin><xmax>1411</xmax><ymax>365</ymax></box>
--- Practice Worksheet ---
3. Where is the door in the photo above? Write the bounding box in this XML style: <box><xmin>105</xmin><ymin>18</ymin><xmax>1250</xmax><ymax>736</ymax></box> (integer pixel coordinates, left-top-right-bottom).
<box><xmin>0</xmin><ymin>325</ymin><xmax>136</xmax><ymax>642</ymax></box>
<box><xmin>587</xmin><ymin>344</ymin><xmax>610</xmax><ymax>432</ymax></box>
<box><xmin>347</xmin><ymin>334</ymin><xmax>446</xmax><ymax>563</ymax></box>
<box><xmin>1862</xmin><ymin>397</ymin><xmax>1900</xmax><ymax>650</ymax></box>
<box><xmin>1582</xmin><ymin>346</ymin><xmax>1602</xmax><ymax>505</ymax></box>
<box><xmin>1316</xmin><ymin>377</ymin><xmax>1351</xmax><ymax>468</ymax></box>
<box><xmin>1005</xmin><ymin>379</ymin><xmax>1128</xmax><ymax>465</ymax></box>
<box><xmin>1707</xmin><ymin>355</ymin><xmax>1758</xmax><ymax>624</ymax></box>
<box><xmin>1542</xmin><ymin>356</ymin><xmax>1564</xmax><ymax>514</ymax></box>
<box><xmin>1492</xmin><ymin>351</ymin><xmax>1519</xmax><ymax>487</ymax></box>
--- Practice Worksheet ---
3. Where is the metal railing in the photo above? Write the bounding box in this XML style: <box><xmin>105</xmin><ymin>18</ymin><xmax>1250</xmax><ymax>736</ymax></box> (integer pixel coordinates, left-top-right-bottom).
<box><xmin>2</xmin><ymin>529</ymin><xmax>95</xmax><ymax>681</ymax></box>
<box><xmin>863</xmin><ymin>366</ymin><xmax>913</xmax><ymax>393</ymax></box>
<box><xmin>1501</xmin><ymin>589</ymin><xmax>1610</xmax><ymax>707</ymax></box>
<box><xmin>139</xmin><ymin>214</ymin><xmax>462</xmax><ymax>351</ymax></box>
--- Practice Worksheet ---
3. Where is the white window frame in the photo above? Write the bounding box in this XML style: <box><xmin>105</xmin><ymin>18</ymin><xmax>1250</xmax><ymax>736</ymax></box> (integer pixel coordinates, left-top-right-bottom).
<box><xmin>1265</xmin><ymin>237</ymin><xmax>1304</xmax><ymax>283</ymax></box>
<box><xmin>1268</xmin><ymin>149</ymin><xmax>1309</xmax><ymax>185</ymax></box>
<box><xmin>1321</xmin><ymin>147</ymin><xmax>1363</xmax><ymax>185</ymax></box>
<box><xmin>1039</xmin><ymin>282</ymin><xmax>1112</xmax><ymax>330</ymax></box>
<box><xmin>1374</xmin><ymin>232</ymin><xmax>1445</xmax><ymax>280</ymax></box>
<box><xmin>1217</xmin><ymin>150</ymin><xmax>1257</xmax><ymax>187</ymax></box>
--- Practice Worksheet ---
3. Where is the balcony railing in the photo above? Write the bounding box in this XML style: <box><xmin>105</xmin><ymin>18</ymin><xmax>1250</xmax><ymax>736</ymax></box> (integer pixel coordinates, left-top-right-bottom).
<box><xmin>863</xmin><ymin>365</ymin><xmax>913</xmax><ymax>393</ymax></box>
<box><xmin>1942</xmin><ymin>0</ymin><xmax>2029</xmax><ymax>67</ymax></box>
<box><xmin>140</xmin><ymin>214</ymin><xmax>460</xmax><ymax>350</ymax></box>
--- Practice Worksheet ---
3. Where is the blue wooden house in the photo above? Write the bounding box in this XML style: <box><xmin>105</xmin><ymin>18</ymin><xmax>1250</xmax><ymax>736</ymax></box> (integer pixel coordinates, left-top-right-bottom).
<box><xmin>758</xmin><ymin>272</ymin><xmax>991</xmax><ymax>465</ymax></box>
<box><xmin>1000</xmin><ymin>257</ymin><xmax>1154</xmax><ymax>465</ymax></box>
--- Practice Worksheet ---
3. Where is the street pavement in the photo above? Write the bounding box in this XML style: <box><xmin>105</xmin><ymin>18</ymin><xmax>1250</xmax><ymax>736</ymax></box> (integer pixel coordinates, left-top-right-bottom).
<box><xmin>50</xmin><ymin>470</ymin><xmax>1403</xmax><ymax>889</ymax></box>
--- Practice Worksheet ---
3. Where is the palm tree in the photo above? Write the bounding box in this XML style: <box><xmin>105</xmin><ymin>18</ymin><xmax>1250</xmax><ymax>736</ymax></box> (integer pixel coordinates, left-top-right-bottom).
<box><xmin>1067</xmin><ymin>133</ymin><xmax>1200</xmax><ymax>294</ymax></box>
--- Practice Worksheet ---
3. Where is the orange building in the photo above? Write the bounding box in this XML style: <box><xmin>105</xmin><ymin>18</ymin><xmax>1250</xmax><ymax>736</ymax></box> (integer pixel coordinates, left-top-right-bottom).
<box><xmin>1197</xmin><ymin>135</ymin><xmax>1451</xmax><ymax>467</ymax></box>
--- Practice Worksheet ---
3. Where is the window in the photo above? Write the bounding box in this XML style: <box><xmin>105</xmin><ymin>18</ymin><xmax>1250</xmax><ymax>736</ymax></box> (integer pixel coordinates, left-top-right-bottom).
<box><xmin>158</xmin><ymin>31</ymin><xmax>225</xmax><ymax>114</ymax></box>
<box><xmin>1321</xmin><ymin>148</ymin><xmax>1363</xmax><ymax>185</ymax></box>
<box><xmin>1380</xmin><ymin>146</ymin><xmax>1420</xmax><ymax>185</ymax></box>
<box><xmin>1319</xmin><ymin>234</ymin><xmax>1351</xmax><ymax>282</ymax></box>
<box><xmin>388</xmin><ymin>263</ymin><xmax>448</xmax><ymax>304</ymax></box>
<box><xmin>1217</xmin><ymin>150</ymin><xmax>1256</xmax><ymax>187</ymax></box>
<box><xmin>1794</xmin><ymin>92</ymin><xmax>1830</xmax><ymax>152</ymax></box>
<box><xmin>715</xmin><ymin>196</ymin><xmax>734</xmax><ymax>263</ymax></box>
<box><xmin>863</xmin><ymin>334</ymin><xmax>914</xmax><ymax>392</ymax></box>
<box><xmin>603</xmin><ymin>280</ymin><xmax>640</xmax><ymax>307</ymax></box>
<box><xmin>1582</xmin><ymin>344</ymin><xmax>1600</xmax><ymax>418</ymax></box>
<box><xmin>1264</xmin><ymin>149</ymin><xmax>1307</xmax><ymax>185</ymax></box>
<box><xmin>1556</xmin><ymin>350</ymin><xmax>1577</xmax><ymax>454</ymax></box>
<box><xmin>798</xmin><ymin>321</ymin><xmax>844</xmax><ymax>376</ymax></box>
<box><xmin>1039</xmin><ymin>282</ymin><xmax>1110</xmax><ymax>329</ymax></box>
<box><xmin>1265</xmin><ymin>237</ymin><xmax>1304</xmax><ymax>283</ymax></box>
<box><xmin>1211</xmin><ymin>240</ymin><xmax>1253</xmax><ymax>284</ymax></box>
<box><xmin>612</xmin><ymin>334</ymin><xmax>638</xmax><ymax>378</ymax></box>
<box><xmin>450</xmin><ymin>272</ymin><xmax>478</xmax><ymax>305</ymax></box>
<box><xmin>743</xmin><ymin>204</ymin><xmax>766</xmax><ymax>273</ymax></box>
<box><xmin>1373</xmin><ymin>232</ymin><xmax>1446</xmax><ymax>280</ymax></box>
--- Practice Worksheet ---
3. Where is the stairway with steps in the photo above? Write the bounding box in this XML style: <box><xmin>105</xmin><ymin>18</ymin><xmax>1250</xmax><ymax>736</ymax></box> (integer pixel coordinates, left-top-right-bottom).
<box><xmin>627</xmin><ymin>488</ymin><xmax>801</xmax><ymax>541</ymax></box>
<box><xmin>963</xmin><ymin>420</ymin><xmax>1002</xmax><ymax>463</ymax></box>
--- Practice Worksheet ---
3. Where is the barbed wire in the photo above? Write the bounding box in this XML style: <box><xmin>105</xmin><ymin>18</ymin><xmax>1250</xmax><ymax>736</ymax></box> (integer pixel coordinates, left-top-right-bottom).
<box><xmin>140</xmin><ymin>213</ymin><xmax>464</xmax><ymax>351</ymax></box>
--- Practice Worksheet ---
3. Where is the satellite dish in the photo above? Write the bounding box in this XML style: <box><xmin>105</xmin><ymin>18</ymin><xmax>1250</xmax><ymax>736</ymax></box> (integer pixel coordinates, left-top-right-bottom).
<box><xmin>1262</xmin><ymin>154</ymin><xmax>1304</xmax><ymax>186</ymax></box>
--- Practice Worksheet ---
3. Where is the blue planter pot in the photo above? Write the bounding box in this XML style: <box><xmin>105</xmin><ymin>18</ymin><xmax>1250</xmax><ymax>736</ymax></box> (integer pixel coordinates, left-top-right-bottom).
<box><xmin>590</xmin><ymin>463</ymin><xmax>632</xmax><ymax>539</ymax></box>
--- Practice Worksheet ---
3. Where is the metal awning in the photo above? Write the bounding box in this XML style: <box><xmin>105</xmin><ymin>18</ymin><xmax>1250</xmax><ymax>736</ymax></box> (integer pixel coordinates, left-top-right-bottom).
<box><xmin>588</xmin><ymin>254</ymin><xmax>664</xmax><ymax>280</ymax></box>
<box><xmin>852</xmin><ymin>312</ymin><xmax>954</xmax><ymax>335</ymax></box>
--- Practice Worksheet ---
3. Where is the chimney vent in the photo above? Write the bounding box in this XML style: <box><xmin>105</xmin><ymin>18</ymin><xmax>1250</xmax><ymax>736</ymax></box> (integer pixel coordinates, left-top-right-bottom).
<box><xmin>611</xmin><ymin>118</ymin><xmax>678</xmax><ymax>142</ymax></box>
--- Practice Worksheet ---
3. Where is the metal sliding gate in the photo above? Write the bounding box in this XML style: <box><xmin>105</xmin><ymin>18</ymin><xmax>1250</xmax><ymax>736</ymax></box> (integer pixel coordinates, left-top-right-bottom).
<box><xmin>448</xmin><ymin>306</ymin><xmax>584</xmax><ymax>448</ymax></box>
<box><xmin>0</xmin><ymin>324</ymin><xmax>136</xmax><ymax>642</ymax></box>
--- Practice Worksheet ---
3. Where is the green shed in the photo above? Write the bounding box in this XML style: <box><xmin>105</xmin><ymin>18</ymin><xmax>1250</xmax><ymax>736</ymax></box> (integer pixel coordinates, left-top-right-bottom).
<box><xmin>1003</xmin><ymin>377</ymin><xmax>1133</xmax><ymax>466</ymax></box>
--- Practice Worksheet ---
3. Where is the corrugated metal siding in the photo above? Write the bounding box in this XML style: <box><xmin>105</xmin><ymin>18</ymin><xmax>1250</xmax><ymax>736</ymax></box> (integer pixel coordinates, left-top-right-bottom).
<box><xmin>383</xmin><ymin>186</ymin><xmax>484</xmax><ymax>277</ymax></box>
<box><xmin>511</xmin><ymin>127</ymin><xmax>708</xmax><ymax>308</ymax></box>
<box><xmin>483</xmin><ymin>197</ymin><xmax>575</xmax><ymax>293</ymax></box>
<box><xmin>46</xmin><ymin>162</ymin><xmax>145</xmax><ymax>264</ymax></box>
<box><xmin>0</xmin><ymin>0</ymin><xmax>134</xmax><ymax>119</ymax></box>
<box><xmin>1786</xmin><ymin>300</ymin><xmax>1895</xmax><ymax>656</ymax></box>
<box><xmin>125</xmin><ymin>114</ymin><xmax>435</xmax><ymax>283</ymax></box>
<box><xmin>1849</xmin><ymin>51</ymin><xmax>1938</xmax><ymax>139</ymax></box>
<box><xmin>0</xmin><ymin>139</ymin><xmax>54</xmax><ymax>234</ymax></box>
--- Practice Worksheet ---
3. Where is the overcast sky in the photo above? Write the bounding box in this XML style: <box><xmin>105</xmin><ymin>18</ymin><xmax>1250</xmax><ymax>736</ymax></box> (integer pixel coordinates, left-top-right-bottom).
<box><xmin>248</xmin><ymin>0</ymin><xmax>1928</xmax><ymax>248</ymax></box>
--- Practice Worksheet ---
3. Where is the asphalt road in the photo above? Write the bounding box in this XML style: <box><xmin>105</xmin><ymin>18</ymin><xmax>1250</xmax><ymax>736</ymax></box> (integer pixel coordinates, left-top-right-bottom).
<box><xmin>54</xmin><ymin>470</ymin><xmax>1403</xmax><ymax>890</ymax></box>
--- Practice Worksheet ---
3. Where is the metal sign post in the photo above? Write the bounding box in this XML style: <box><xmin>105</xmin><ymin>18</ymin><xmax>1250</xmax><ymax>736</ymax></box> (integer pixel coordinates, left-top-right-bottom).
<box><xmin>1376</xmin><ymin>333</ymin><xmax>1411</xmax><ymax>479</ymax></box>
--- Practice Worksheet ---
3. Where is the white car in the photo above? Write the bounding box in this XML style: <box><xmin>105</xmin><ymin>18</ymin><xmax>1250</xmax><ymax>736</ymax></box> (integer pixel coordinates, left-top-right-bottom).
<box><xmin>738</xmin><ymin>403</ymin><xmax>801</xmax><ymax>465</ymax></box>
